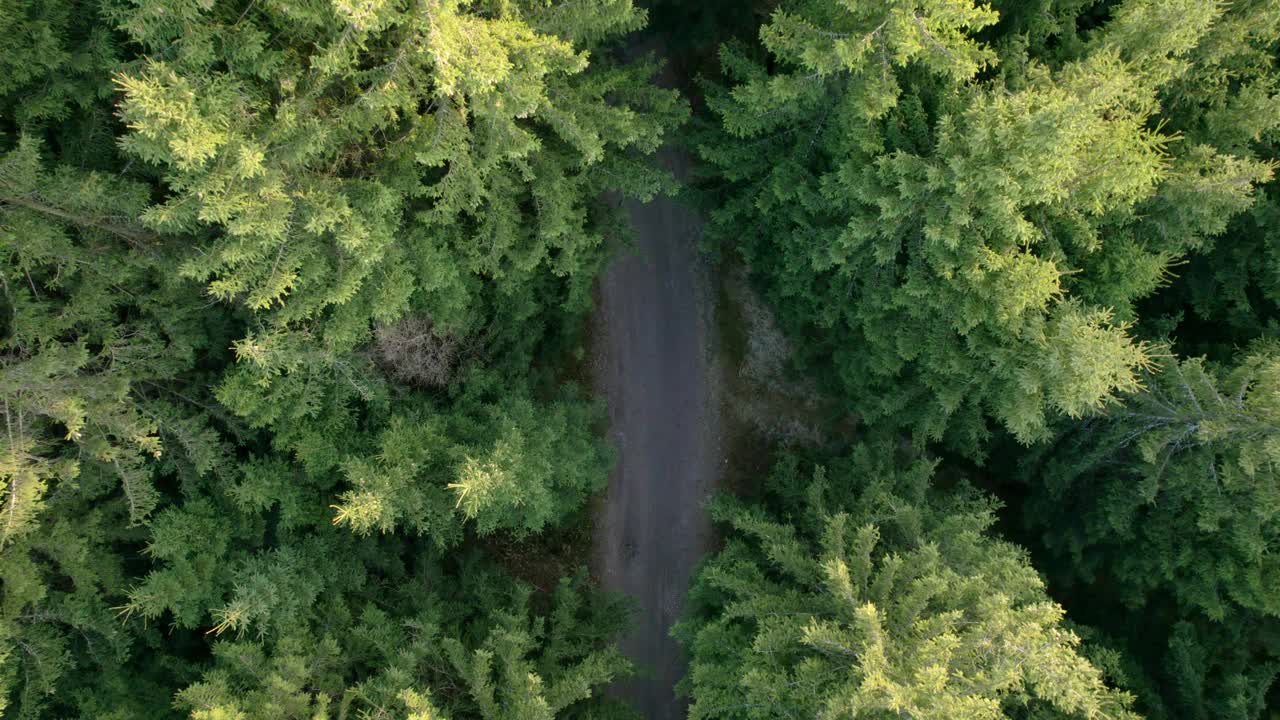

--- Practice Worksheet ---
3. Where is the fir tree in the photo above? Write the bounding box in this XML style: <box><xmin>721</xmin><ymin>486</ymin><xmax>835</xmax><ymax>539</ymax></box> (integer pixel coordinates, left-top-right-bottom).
<box><xmin>1023</xmin><ymin>346</ymin><xmax>1280</xmax><ymax>719</ymax></box>
<box><xmin>677</xmin><ymin>443</ymin><xmax>1139</xmax><ymax>720</ymax></box>
<box><xmin>698</xmin><ymin>0</ymin><xmax>1273</xmax><ymax>454</ymax></box>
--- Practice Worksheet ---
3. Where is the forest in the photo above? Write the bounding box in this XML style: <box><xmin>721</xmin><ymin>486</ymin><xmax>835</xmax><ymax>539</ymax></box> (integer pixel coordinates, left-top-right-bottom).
<box><xmin>2</xmin><ymin>0</ymin><xmax>1280</xmax><ymax>718</ymax></box>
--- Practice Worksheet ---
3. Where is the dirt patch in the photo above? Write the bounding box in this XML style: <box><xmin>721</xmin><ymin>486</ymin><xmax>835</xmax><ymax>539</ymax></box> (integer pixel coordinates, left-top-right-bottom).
<box><xmin>719</xmin><ymin>265</ymin><xmax>854</xmax><ymax>447</ymax></box>
<box><xmin>485</xmin><ymin>505</ymin><xmax>596</xmax><ymax>594</ymax></box>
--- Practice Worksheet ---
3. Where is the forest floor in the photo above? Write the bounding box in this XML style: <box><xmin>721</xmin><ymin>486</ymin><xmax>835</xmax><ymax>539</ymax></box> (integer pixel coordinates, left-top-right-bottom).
<box><xmin>589</xmin><ymin>48</ymin><xmax>722</xmax><ymax>717</ymax></box>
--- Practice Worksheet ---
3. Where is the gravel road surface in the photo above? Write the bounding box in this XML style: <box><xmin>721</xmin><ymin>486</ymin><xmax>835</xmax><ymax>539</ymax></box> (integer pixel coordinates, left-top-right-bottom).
<box><xmin>590</xmin><ymin>135</ymin><xmax>720</xmax><ymax>718</ymax></box>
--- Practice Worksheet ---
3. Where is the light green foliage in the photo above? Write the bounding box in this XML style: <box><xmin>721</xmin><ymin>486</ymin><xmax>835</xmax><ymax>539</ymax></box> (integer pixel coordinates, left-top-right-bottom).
<box><xmin>215</xmin><ymin>356</ymin><xmax>608</xmax><ymax>543</ymax></box>
<box><xmin>699</xmin><ymin>0</ymin><xmax>1274</xmax><ymax>453</ymax></box>
<box><xmin>676</xmin><ymin>444</ymin><xmax>1138</xmax><ymax>720</ymax></box>
<box><xmin>441</xmin><ymin>382</ymin><xmax>608</xmax><ymax>537</ymax></box>
<box><xmin>112</xmin><ymin>0</ymin><xmax>684</xmax><ymax>365</ymax></box>
<box><xmin>100</xmin><ymin>0</ymin><xmax>679</xmax><ymax>542</ymax></box>
<box><xmin>331</xmin><ymin>371</ymin><xmax>610</xmax><ymax>539</ymax></box>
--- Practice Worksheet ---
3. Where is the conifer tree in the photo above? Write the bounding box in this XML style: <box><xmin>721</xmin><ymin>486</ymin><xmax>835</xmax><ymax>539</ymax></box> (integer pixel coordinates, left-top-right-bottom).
<box><xmin>112</xmin><ymin>0</ymin><xmax>684</xmax><ymax>396</ymax></box>
<box><xmin>699</xmin><ymin>0</ymin><xmax>1273</xmax><ymax>453</ymax></box>
<box><xmin>1133</xmin><ymin>0</ymin><xmax>1280</xmax><ymax>358</ymax></box>
<box><xmin>215</xmin><ymin>359</ymin><xmax>611</xmax><ymax>544</ymax></box>
<box><xmin>1030</xmin><ymin>348</ymin><xmax>1280</xmax><ymax>619</ymax></box>
<box><xmin>1023</xmin><ymin>347</ymin><xmax>1280</xmax><ymax>719</ymax></box>
<box><xmin>108</xmin><ymin>0</ymin><xmax>682</xmax><ymax>539</ymax></box>
<box><xmin>120</xmin><ymin>452</ymin><xmax>632</xmax><ymax>720</ymax></box>
<box><xmin>175</xmin><ymin>570</ymin><xmax>633</xmax><ymax>720</ymax></box>
<box><xmin>0</xmin><ymin>0</ymin><xmax>682</xmax><ymax>715</ymax></box>
<box><xmin>331</xmin><ymin>369</ymin><xmax>610</xmax><ymax>539</ymax></box>
<box><xmin>677</xmin><ymin>443</ymin><xmax>1139</xmax><ymax>720</ymax></box>
<box><xmin>0</xmin><ymin>40</ymin><xmax>235</xmax><ymax>713</ymax></box>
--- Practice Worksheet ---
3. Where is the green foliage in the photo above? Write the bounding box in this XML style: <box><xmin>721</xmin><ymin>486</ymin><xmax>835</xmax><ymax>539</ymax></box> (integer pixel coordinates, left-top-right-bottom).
<box><xmin>0</xmin><ymin>0</ymin><xmax>119</xmax><ymax>124</ymax></box>
<box><xmin>1030</xmin><ymin>348</ymin><xmax>1280</xmax><ymax>619</ymax></box>
<box><xmin>114</xmin><ymin>449</ymin><xmax>634</xmax><ymax>720</ymax></box>
<box><xmin>112</xmin><ymin>0</ymin><xmax>684</xmax><ymax>363</ymax></box>
<box><xmin>0</xmin><ymin>136</ymin><xmax>178</xmax><ymax>539</ymax></box>
<box><xmin>1023</xmin><ymin>347</ymin><xmax>1280</xmax><ymax>718</ymax></box>
<box><xmin>172</xmin><ymin>562</ymin><xmax>634</xmax><ymax>720</ymax></box>
<box><xmin>1135</xmin><ymin>0</ymin><xmax>1280</xmax><ymax>359</ymax></box>
<box><xmin>698</xmin><ymin>1</ymin><xmax>1280</xmax><ymax>717</ymax></box>
<box><xmin>676</xmin><ymin>443</ymin><xmax>1139</xmax><ymax>720</ymax></box>
<box><xmin>0</xmin><ymin>119</ymin><xmax>233</xmax><ymax>717</ymax></box>
<box><xmin>0</xmin><ymin>0</ymin><xmax>683</xmax><ymax>716</ymax></box>
<box><xmin>331</xmin><ymin>371</ymin><xmax>610</xmax><ymax>539</ymax></box>
<box><xmin>698</xmin><ymin>0</ymin><xmax>1274</xmax><ymax>453</ymax></box>
<box><xmin>13</xmin><ymin>0</ymin><xmax>1280</xmax><ymax>718</ymax></box>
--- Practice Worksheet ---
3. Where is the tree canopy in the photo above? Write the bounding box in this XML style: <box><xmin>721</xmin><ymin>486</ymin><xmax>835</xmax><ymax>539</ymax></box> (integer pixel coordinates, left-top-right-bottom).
<box><xmin>688</xmin><ymin>0</ymin><xmax>1280</xmax><ymax>717</ymax></box>
<box><xmin>0</xmin><ymin>0</ymin><xmax>683</xmax><ymax>716</ymax></box>
<box><xmin>677</xmin><ymin>443</ymin><xmax>1139</xmax><ymax>720</ymax></box>
<box><xmin>6</xmin><ymin>0</ymin><xmax>1280</xmax><ymax>717</ymax></box>
<box><xmin>697</xmin><ymin>0</ymin><xmax>1275</xmax><ymax>453</ymax></box>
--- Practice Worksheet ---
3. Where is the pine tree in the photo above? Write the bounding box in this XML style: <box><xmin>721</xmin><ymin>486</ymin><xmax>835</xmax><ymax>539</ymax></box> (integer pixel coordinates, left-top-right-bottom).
<box><xmin>1031</xmin><ymin>348</ymin><xmax>1280</xmax><ymax>619</ymax></box>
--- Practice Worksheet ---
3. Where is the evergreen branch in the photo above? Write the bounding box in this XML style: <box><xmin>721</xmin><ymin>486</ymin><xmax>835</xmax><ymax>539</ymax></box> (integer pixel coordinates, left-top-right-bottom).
<box><xmin>0</xmin><ymin>194</ymin><xmax>164</xmax><ymax>246</ymax></box>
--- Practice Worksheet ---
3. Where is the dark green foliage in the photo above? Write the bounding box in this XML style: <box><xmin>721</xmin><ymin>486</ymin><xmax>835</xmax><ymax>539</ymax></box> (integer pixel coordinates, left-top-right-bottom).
<box><xmin>697</xmin><ymin>0</ymin><xmax>1274</xmax><ymax>454</ymax></box>
<box><xmin>139</xmin><ymin>491</ymin><xmax>634</xmax><ymax>720</ymax></box>
<box><xmin>0</xmin><ymin>62</ymin><xmax>235</xmax><ymax>713</ymax></box>
<box><xmin>1134</xmin><ymin>0</ymin><xmax>1280</xmax><ymax>360</ymax></box>
<box><xmin>1023</xmin><ymin>348</ymin><xmax>1280</xmax><ymax>719</ymax></box>
<box><xmin>110</xmin><ymin>443</ymin><xmax>633</xmax><ymax>720</ymax></box>
<box><xmin>1029</xmin><ymin>349</ymin><xmax>1280</xmax><ymax>620</ymax></box>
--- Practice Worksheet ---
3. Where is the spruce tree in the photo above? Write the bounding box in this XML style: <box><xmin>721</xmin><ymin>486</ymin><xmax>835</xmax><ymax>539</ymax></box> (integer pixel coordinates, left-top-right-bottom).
<box><xmin>1023</xmin><ymin>347</ymin><xmax>1280</xmax><ymax>719</ymax></box>
<box><xmin>0</xmin><ymin>0</ymin><xmax>683</xmax><ymax>715</ymax></box>
<box><xmin>677</xmin><ymin>443</ymin><xmax>1139</xmax><ymax>720</ymax></box>
<box><xmin>698</xmin><ymin>0</ymin><xmax>1273</xmax><ymax>454</ymax></box>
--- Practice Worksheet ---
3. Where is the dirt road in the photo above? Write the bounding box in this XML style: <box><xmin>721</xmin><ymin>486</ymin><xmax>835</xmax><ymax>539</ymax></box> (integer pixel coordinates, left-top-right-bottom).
<box><xmin>590</xmin><ymin>137</ymin><xmax>720</xmax><ymax>717</ymax></box>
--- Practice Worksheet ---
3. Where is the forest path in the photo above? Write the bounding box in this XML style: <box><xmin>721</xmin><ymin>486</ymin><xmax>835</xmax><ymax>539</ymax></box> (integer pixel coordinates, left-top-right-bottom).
<box><xmin>589</xmin><ymin>41</ymin><xmax>721</xmax><ymax>720</ymax></box>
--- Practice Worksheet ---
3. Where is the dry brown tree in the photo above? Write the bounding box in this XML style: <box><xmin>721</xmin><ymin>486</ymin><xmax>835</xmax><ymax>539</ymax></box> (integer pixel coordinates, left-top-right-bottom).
<box><xmin>374</xmin><ymin>315</ymin><xmax>460</xmax><ymax>389</ymax></box>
